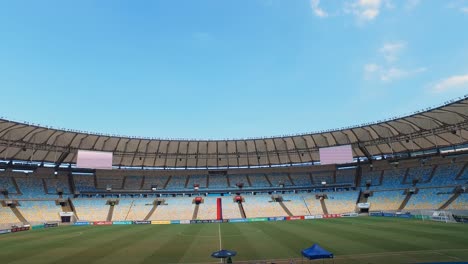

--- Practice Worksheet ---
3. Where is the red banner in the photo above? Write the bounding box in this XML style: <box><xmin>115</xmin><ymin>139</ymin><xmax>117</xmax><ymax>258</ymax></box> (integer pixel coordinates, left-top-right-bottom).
<box><xmin>11</xmin><ymin>227</ymin><xmax>30</xmax><ymax>233</ymax></box>
<box><xmin>286</xmin><ymin>216</ymin><xmax>304</xmax><ymax>221</ymax></box>
<box><xmin>217</xmin><ymin>198</ymin><xmax>222</xmax><ymax>220</ymax></box>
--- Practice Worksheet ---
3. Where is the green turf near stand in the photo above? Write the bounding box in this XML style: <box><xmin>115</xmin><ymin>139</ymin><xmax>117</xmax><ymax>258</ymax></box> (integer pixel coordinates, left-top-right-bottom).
<box><xmin>0</xmin><ymin>217</ymin><xmax>467</xmax><ymax>264</ymax></box>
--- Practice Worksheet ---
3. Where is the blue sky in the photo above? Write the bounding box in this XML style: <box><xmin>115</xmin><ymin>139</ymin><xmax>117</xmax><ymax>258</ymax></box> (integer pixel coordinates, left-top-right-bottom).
<box><xmin>0</xmin><ymin>0</ymin><xmax>467</xmax><ymax>140</ymax></box>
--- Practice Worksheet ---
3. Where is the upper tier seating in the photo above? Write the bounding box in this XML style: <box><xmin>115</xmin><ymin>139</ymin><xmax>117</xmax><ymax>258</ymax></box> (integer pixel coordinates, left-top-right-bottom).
<box><xmin>312</xmin><ymin>171</ymin><xmax>334</xmax><ymax>185</ymax></box>
<box><xmin>73</xmin><ymin>175</ymin><xmax>97</xmax><ymax>192</ymax></box>
<box><xmin>406</xmin><ymin>166</ymin><xmax>434</xmax><ymax>184</ymax></box>
<box><xmin>97</xmin><ymin>175</ymin><xmax>123</xmax><ymax>189</ymax></box>
<box><xmin>290</xmin><ymin>173</ymin><xmax>312</xmax><ymax>186</ymax></box>
<box><xmin>208</xmin><ymin>174</ymin><xmax>228</xmax><ymax>189</ymax></box>
<box><xmin>457</xmin><ymin>164</ymin><xmax>468</xmax><ymax>180</ymax></box>
<box><xmin>44</xmin><ymin>177</ymin><xmax>70</xmax><ymax>194</ymax></box>
<box><xmin>248</xmin><ymin>174</ymin><xmax>271</xmax><ymax>188</ymax></box>
<box><xmin>336</xmin><ymin>170</ymin><xmax>355</xmax><ymax>184</ymax></box>
<box><xmin>267</xmin><ymin>173</ymin><xmax>292</xmax><ymax>187</ymax></box>
<box><xmin>371</xmin><ymin>169</ymin><xmax>407</xmax><ymax>190</ymax></box>
<box><xmin>360</xmin><ymin>171</ymin><xmax>382</xmax><ymax>187</ymax></box>
<box><xmin>124</xmin><ymin>176</ymin><xmax>143</xmax><ymax>190</ymax></box>
<box><xmin>417</xmin><ymin>164</ymin><xmax>463</xmax><ymax>187</ymax></box>
<box><xmin>165</xmin><ymin>176</ymin><xmax>188</xmax><ymax>190</ymax></box>
<box><xmin>228</xmin><ymin>174</ymin><xmax>249</xmax><ymax>187</ymax></box>
<box><xmin>15</xmin><ymin>177</ymin><xmax>50</xmax><ymax>198</ymax></box>
<box><xmin>0</xmin><ymin>177</ymin><xmax>18</xmax><ymax>194</ymax></box>
<box><xmin>142</xmin><ymin>176</ymin><xmax>169</xmax><ymax>190</ymax></box>
<box><xmin>187</xmin><ymin>175</ymin><xmax>207</xmax><ymax>188</ymax></box>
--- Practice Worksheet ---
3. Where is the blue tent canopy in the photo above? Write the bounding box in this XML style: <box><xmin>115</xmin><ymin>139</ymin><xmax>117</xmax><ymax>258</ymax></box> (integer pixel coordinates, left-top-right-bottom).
<box><xmin>301</xmin><ymin>244</ymin><xmax>334</xmax><ymax>260</ymax></box>
<box><xmin>211</xmin><ymin>249</ymin><xmax>237</xmax><ymax>258</ymax></box>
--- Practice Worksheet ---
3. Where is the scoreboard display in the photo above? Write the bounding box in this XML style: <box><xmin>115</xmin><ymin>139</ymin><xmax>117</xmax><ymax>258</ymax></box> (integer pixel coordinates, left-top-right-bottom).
<box><xmin>319</xmin><ymin>145</ymin><xmax>353</xmax><ymax>165</ymax></box>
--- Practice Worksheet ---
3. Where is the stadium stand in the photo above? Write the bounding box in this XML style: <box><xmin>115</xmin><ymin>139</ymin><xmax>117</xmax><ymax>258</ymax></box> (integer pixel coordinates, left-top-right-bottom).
<box><xmin>187</xmin><ymin>175</ymin><xmax>207</xmax><ymax>188</ymax></box>
<box><xmin>208</xmin><ymin>174</ymin><xmax>228</xmax><ymax>189</ymax></box>
<box><xmin>0</xmin><ymin>205</ymin><xmax>22</xmax><ymax>228</ymax></box>
<box><xmin>72</xmin><ymin>199</ymin><xmax>109</xmax><ymax>221</ymax></box>
<box><xmin>289</xmin><ymin>173</ymin><xmax>312</xmax><ymax>186</ymax></box>
<box><xmin>111</xmin><ymin>199</ymin><xmax>134</xmax><ymax>221</ymax></box>
<box><xmin>282</xmin><ymin>195</ymin><xmax>311</xmax><ymax>216</ymax></box>
<box><xmin>142</xmin><ymin>176</ymin><xmax>169</xmax><ymax>190</ymax></box>
<box><xmin>96</xmin><ymin>175</ymin><xmax>123</xmax><ymax>190</ymax></box>
<box><xmin>123</xmin><ymin>176</ymin><xmax>143</xmax><ymax>190</ymax></box>
<box><xmin>242</xmin><ymin>195</ymin><xmax>287</xmax><ymax>217</ymax></box>
<box><xmin>267</xmin><ymin>173</ymin><xmax>292</xmax><ymax>186</ymax></box>
<box><xmin>303</xmin><ymin>196</ymin><xmax>324</xmax><ymax>215</ymax></box>
<box><xmin>44</xmin><ymin>177</ymin><xmax>70</xmax><ymax>194</ymax></box>
<box><xmin>125</xmin><ymin>198</ymin><xmax>154</xmax><ymax>220</ymax></box>
<box><xmin>447</xmin><ymin>193</ymin><xmax>468</xmax><ymax>210</ymax></box>
<box><xmin>360</xmin><ymin>170</ymin><xmax>382</xmax><ymax>187</ymax></box>
<box><xmin>228</xmin><ymin>174</ymin><xmax>249</xmax><ymax>187</ymax></box>
<box><xmin>150</xmin><ymin>197</ymin><xmax>193</xmax><ymax>220</ymax></box>
<box><xmin>165</xmin><ymin>176</ymin><xmax>188</xmax><ymax>190</ymax></box>
<box><xmin>15</xmin><ymin>177</ymin><xmax>49</xmax><ymax>198</ymax></box>
<box><xmin>311</xmin><ymin>171</ymin><xmax>334</xmax><ymax>185</ymax></box>
<box><xmin>0</xmin><ymin>160</ymin><xmax>467</xmax><ymax>225</ymax></box>
<box><xmin>368</xmin><ymin>190</ymin><xmax>406</xmax><ymax>211</ymax></box>
<box><xmin>195</xmin><ymin>197</ymin><xmax>217</xmax><ymax>220</ymax></box>
<box><xmin>326</xmin><ymin>191</ymin><xmax>359</xmax><ymax>214</ymax></box>
<box><xmin>418</xmin><ymin>164</ymin><xmax>463</xmax><ymax>187</ymax></box>
<box><xmin>406</xmin><ymin>166</ymin><xmax>434</xmax><ymax>184</ymax></box>
<box><xmin>404</xmin><ymin>188</ymin><xmax>454</xmax><ymax>210</ymax></box>
<box><xmin>372</xmin><ymin>169</ymin><xmax>407</xmax><ymax>190</ymax></box>
<box><xmin>0</xmin><ymin>176</ymin><xmax>18</xmax><ymax>194</ymax></box>
<box><xmin>248</xmin><ymin>174</ymin><xmax>271</xmax><ymax>188</ymax></box>
<box><xmin>19</xmin><ymin>201</ymin><xmax>61</xmax><ymax>224</ymax></box>
<box><xmin>335</xmin><ymin>170</ymin><xmax>356</xmax><ymax>185</ymax></box>
<box><xmin>73</xmin><ymin>174</ymin><xmax>97</xmax><ymax>192</ymax></box>
<box><xmin>220</xmin><ymin>196</ymin><xmax>242</xmax><ymax>219</ymax></box>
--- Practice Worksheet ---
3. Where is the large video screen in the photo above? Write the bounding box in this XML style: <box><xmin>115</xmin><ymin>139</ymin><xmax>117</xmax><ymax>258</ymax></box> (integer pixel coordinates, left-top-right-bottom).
<box><xmin>319</xmin><ymin>145</ymin><xmax>353</xmax><ymax>165</ymax></box>
<box><xmin>76</xmin><ymin>150</ymin><xmax>113</xmax><ymax>169</ymax></box>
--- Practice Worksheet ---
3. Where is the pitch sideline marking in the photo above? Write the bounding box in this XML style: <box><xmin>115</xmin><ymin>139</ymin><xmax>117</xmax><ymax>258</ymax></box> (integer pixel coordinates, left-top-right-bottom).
<box><xmin>218</xmin><ymin>223</ymin><xmax>222</xmax><ymax>263</ymax></box>
<box><xmin>218</xmin><ymin>223</ymin><xmax>222</xmax><ymax>250</ymax></box>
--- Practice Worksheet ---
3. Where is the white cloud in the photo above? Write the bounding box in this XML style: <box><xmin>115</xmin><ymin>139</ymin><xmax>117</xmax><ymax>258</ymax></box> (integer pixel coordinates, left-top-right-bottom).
<box><xmin>365</xmin><ymin>64</ymin><xmax>426</xmax><ymax>82</ymax></box>
<box><xmin>461</xmin><ymin>7</ymin><xmax>468</xmax><ymax>13</ymax></box>
<box><xmin>345</xmin><ymin>0</ymin><xmax>382</xmax><ymax>21</ymax></box>
<box><xmin>405</xmin><ymin>0</ymin><xmax>421</xmax><ymax>10</ymax></box>
<box><xmin>310</xmin><ymin>0</ymin><xmax>328</xmax><ymax>18</ymax></box>
<box><xmin>432</xmin><ymin>74</ymin><xmax>468</xmax><ymax>93</ymax></box>
<box><xmin>379</xmin><ymin>41</ymin><xmax>406</xmax><ymax>62</ymax></box>
<box><xmin>364</xmin><ymin>41</ymin><xmax>426</xmax><ymax>82</ymax></box>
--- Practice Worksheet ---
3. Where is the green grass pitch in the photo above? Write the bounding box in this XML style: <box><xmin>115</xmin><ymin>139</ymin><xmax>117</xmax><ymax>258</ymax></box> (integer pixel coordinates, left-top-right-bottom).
<box><xmin>0</xmin><ymin>217</ymin><xmax>467</xmax><ymax>264</ymax></box>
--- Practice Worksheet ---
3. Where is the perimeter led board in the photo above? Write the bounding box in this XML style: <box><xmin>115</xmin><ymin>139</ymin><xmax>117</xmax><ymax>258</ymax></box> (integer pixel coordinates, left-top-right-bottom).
<box><xmin>76</xmin><ymin>150</ymin><xmax>113</xmax><ymax>169</ymax></box>
<box><xmin>319</xmin><ymin>145</ymin><xmax>353</xmax><ymax>165</ymax></box>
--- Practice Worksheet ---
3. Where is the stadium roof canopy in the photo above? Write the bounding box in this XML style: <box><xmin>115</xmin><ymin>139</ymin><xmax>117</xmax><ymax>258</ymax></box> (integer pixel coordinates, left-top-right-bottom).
<box><xmin>0</xmin><ymin>96</ymin><xmax>467</xmax><ymax>169</ymax></box>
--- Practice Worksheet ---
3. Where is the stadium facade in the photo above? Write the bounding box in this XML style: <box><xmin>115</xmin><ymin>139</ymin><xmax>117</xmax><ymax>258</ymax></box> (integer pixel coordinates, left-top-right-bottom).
<box><xmin>0</xmin><ymin>96</ymin><xmax>467</xmax><ymax>228</ymax></box>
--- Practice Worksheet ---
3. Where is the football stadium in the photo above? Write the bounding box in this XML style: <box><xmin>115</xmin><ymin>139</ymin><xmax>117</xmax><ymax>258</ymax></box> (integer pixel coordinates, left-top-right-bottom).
<box><xmin>1</xmin><ymin>1</ymin><xmax>468</xmax><ymax>264</ymax></box>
